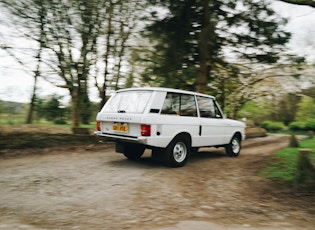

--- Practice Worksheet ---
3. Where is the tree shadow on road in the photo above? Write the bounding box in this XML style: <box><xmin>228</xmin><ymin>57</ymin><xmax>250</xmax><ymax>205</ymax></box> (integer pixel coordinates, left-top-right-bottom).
<box><xmin>189</xmin><ymin>147</ymin><xmax>227</xmax><ymax>163</ymax></box>
<box><xmin>108</xmin><ymin>147</ymin><xmax>228</xmax><ymax>168</ymax></box>
<box><xmin>108</xmin><ymin>154</ymin><xmax>166</xmax><ymax>169</ymax></box>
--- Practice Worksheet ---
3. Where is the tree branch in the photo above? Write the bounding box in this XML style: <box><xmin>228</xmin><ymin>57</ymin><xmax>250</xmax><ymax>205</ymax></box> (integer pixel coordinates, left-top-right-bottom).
<box><xmin>278</xmin><ymin>0</ymin><xmax>315</xmax><ymax>8</ymax></box>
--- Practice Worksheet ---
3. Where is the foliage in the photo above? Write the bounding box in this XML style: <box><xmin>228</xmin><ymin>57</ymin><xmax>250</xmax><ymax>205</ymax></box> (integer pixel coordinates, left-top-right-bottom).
<box><xmin>238</xmin><ymin>89</ymin><xmax>315</xmax><ymax>126</ymax></box>
<box><xmin>1</xmin><ymin>0</ymin><xmax>145</xmax><ymax>127</ymax></box>
<box><xmin>260</xmin><ymin>120</ymin><xmax>286</xmax><ymax>132</ymax></box>
<box><xmin>236</xmin><ymin>100</ymin><xmax>271</xmax><ymax>123</ymax></box>
<box><xmin>295</xmin><ymin>97</ymin><xmax>315</xmax><ymax>121</ymax></box>
<box><xmin>142</xmin><ymin>0</ymin><xmax>300</xmax><ymax>118</ymax></box>
<box><xmin>260</xmin><ymin>137</ymin><xmax>315</xmax><ymax>184</ymax></box>
<box><xmin>1</xmin><ymin>0</ymin><xmax>313</xmax><ymax>123</ymax></box>
<box><xmin>273</xmin><ymin>93</ymin><xmax>301</xmax><ymax>125</ymax></box>
<box><xmin>288</xmin><ymin>120</ymin><xmax>315</xmax><ymax>131</ymax></box>
<box><xmin>147</xmin><ymin>2</ymin><xmax>288</xmax><ymax>77</ymax></box>
<box><xmin>35</xmin><ymin>96</ymin><xmax>69</xmax><ymax>125</ymax></box>
<box><xmin>0</xmin><ymin>101</ymin><xmax>29</xmax><ymax>124</ymax></box>
<box><xmin>289</xmin><ymin>121</ymin><xmax>307</xmax><ymax>131</ymax></box>
<box><xmin>305</xmin><ymin>120</ymin><xmax>315</xmax><ymax>131</ymax></box>
<box><xmin>302</xmin><ymin>86</ymin><xmax>315</xmax><ymax>99</ymax></box>
<box><xmin>144</xmin><ymin>0</ymin><xmax>290</xmax><ymax>89</ymax></box>
<box><xmin>94</xmin><ymin>0</ymin><xmax>148</xmax><ymax>108</ymax></box>
<box><xmin>0</xmin><ymin>99</ymin><xmax>100</xmax><ymax>126</ymax></box>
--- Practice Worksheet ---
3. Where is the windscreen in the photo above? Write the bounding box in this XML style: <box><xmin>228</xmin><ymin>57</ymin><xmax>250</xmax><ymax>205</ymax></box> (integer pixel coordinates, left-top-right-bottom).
<box><xmin>102</xmin><ymin>90</ymin><xmax>152</xmax><ymax>114</ymax></box>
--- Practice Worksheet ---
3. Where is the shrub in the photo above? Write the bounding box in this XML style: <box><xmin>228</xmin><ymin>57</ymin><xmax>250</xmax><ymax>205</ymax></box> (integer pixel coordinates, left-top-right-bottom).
<box><xmin>289</xmin><ymin>121</ymin><xmax>306</xmax><ymax>131</ymax></box>
<box><xmin>245</xmin><ymin>127</ymin><xmax>267</xmax><ymax>138</ymax></box>
<box><xmin>289</xmin><ymin>120</ymin><xmax>315</xmax><ymax>131</ymax></box>
<box><xmin>260</xmin><ymin>121</ymin><xmax>285</xmax><ymax>132</ymax></box>
<box><xmin>305</xmin><ymin>120</ymin><xmax>315</xmax><ymax>131</ymax></box>
<box><xmin>54</xmin><ymin>118</ymin><xmax>67</xmax><ymax>125</ymax></box>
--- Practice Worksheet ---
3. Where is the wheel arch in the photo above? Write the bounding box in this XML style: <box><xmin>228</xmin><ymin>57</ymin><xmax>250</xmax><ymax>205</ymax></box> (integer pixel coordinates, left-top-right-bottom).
<box><xmin>171</xmin><ymin>132</ymin><xmax>192</xmax><ymax>146</ymax></box>
<box><xmin>164</xmin><ymin>132</ymin><xmax>192</xmax><ymax>167</ymax></box>
<box><xmin>232</xmin><ymin>131</ymin><xmax>242</xmax><ymax>142</ymax></box>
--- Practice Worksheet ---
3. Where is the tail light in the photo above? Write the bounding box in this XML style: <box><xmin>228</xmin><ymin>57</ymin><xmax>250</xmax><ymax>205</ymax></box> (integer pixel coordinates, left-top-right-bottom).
<box><xmin>141</xmin><ymin>124</ymin><xmax>151</xmax><ymax>136</ymax></box>
<box><xmin>97</xmin><ymin>121</ymin><xmax>101</xmax><ymax>131</ymax></box>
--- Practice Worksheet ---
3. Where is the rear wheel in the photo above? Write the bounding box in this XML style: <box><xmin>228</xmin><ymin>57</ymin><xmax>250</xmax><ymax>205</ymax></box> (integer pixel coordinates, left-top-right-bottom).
<box><xmin>123</xmin><ymin>144</ymin><xmax>145</xmax><ymax>160</ymax></box>
<box><xmin>225</xmin><ymin>135</ymin><xmax>241</xmax><ymax>157</ymax></box>
<box><xmin>164</xmin><ymin>136</ymin><xmax>190</xmax><ymax>167</ymax></box>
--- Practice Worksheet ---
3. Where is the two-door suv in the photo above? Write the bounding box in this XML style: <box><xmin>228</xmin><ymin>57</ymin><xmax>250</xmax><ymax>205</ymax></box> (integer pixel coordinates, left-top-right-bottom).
<box><xmin>95</xmin><ymin>87</ymin><xmax>245</xmax><ymax>167</ymax></box>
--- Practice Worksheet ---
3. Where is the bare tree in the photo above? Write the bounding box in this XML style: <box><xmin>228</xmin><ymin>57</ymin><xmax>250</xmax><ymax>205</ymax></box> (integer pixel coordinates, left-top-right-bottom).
<box><xmin>1</xmin><ymin>0</ymin><xmax>149</xmax><ymax>126</ymax></box>
<box><xmin>94</xmin><ymin>0</ymin><xmax>148</xmax><ymax>109</ymax></box>
<box><xmin>278</xmin><ymin>0</ymin><xmax>315</xmax><ymax>7</ymax></box>
<box><xmin>223</xmin><ymin>58</ymin><xmax>313</xmax><ymax>118</ymax></box>
<box><xmin>41</xmin><ymin>0</ymin><xmax>106</xmax><ymax>127</ymax></box>
<box><xmin>1</xmin><ymin>0</ymin><xmax>106</xmax><ymax>127</ymax></box>
<box><xmin>26</xmin><ymin>2</ymin><xmax>46</xmax><ymax>124</ymax></box>
<box><xmin>0</xmin><ymin>0</ymin><xmax>48</xmax><ymax>124</ymax></box>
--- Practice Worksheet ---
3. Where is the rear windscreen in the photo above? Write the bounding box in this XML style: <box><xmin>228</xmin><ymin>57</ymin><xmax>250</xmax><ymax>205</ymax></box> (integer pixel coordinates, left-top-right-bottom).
<box><xmin>102</xmin><ymin>90</ymin><xmax>152</xmax><ymax>113</ymax></box>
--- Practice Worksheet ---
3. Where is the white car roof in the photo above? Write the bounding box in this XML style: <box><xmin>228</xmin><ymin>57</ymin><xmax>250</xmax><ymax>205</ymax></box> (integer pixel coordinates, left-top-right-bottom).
<box><xmin>116</xmin><ymin>87</ymin><xmax>216</xmax><ymax>99</ymax></box>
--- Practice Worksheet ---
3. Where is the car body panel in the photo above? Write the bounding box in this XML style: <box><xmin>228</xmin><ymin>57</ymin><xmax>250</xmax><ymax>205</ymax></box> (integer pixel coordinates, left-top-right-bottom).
<box><xmin>95</xmin><ymin>87</ymin><xmax>246</xmax><ymax>149</ymax></box>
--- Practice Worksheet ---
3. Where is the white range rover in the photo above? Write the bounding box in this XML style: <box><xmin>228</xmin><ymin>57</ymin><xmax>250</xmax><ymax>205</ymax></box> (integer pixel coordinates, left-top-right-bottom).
<box><xmin>95</xmin><ymin>87</ymin><xmax>245</xmax><ymax>167</ymax></box>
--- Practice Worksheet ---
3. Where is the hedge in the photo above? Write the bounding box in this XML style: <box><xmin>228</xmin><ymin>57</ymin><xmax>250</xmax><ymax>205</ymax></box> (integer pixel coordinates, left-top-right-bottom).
<box><xmin>260</xmin><ymin>121</ymin><xmax>286</xmax><ymax>131</ymax></box>
<box><xmin>289</xmin><ymin>120</ymin><xmax>315</xmax><ymax>131</ymax></box>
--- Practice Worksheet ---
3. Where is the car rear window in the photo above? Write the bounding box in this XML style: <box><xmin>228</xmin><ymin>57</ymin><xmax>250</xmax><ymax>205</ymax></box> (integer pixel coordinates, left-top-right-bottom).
<box><xmin>102</xmin><ymin>90</ymin><xmax>152</xmax><ymax>114</ymax></box>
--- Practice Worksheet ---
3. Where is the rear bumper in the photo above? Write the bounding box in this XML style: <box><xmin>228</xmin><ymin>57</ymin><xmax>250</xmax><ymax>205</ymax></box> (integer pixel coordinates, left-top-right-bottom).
<box><xmin>95</xmin><ymin>131</ymin><xmax>148</xmax><ymax>144</ymax></box>
<box><xmin>94</xmin><ymin>131</ymin><xmax>170</xmax><ymax>148</ymax></box>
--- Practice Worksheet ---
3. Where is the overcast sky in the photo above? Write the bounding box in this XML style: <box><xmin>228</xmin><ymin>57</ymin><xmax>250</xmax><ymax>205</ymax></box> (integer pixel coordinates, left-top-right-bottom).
<box><xmin>0</xmin><ymin>1</ymin><xmax>314</xmax><ymax>104</ymax></box>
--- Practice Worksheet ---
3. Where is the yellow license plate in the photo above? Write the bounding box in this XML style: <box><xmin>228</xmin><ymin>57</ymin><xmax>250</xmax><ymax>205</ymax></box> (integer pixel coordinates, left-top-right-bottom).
<box><xmin>112</xmin><ymin>123</ymin><xmax>128</xmax><ymax>132</ymax></box>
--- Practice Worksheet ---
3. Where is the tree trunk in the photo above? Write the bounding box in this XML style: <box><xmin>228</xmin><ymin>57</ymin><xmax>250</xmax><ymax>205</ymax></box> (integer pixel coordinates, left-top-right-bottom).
<box><xmin>26</xmin><ymin>73</ymin><xmax>38</xmax><ymax>124</ymax></box>
<box><xmin>71</xmin><ymin>89</ymin><xmax>80</xmax><ymax>128</ymax></box>
<box><xmin>220</xmin><ymin>78</ymin><xmax>226</xmax><ymax>111</ymax></box>
<box><xmin>196</xmin><ymin>0</ymin><xmax>217</xmax><ymax>94</ymax></box>
<box><xmin>100</xmin><ymin>0</ymin><xmax>114</xmax><ymax>110</ymax></box>
<box><xmin>26</xmin><ymin>3</ymin><xmax>45</xmax><ymax>124</ymax></box>
<box><xmin>197</xmin><ymin>61</ymin><xmax>208</xmax><ymax>93</ymax></box>
<box><xmin>196</xmin><ymin>0</ymin><xmax>211</xmax><ymax>93</ymax></box>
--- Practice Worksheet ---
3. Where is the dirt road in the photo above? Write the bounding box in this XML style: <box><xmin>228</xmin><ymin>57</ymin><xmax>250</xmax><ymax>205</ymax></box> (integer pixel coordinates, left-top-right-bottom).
<box><xmin>0</xmin><ymin>135</ymin><xmax>314</xmax><ymax>230</ymax></box>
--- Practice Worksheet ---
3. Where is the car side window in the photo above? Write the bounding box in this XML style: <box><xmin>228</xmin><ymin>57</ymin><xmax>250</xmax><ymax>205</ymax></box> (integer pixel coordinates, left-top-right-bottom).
<box><xmin>161</xmin><ymin>93</ymin><xmax>180</xmax><ymax>115</ymax></box>
<box><xmin>180</xmin><ymin>94</ymin><xmax>197</xmax><ymax>117</ymax></box>
<box><xmin>161</xmin><ymin>93</ymin><xmax>197</xmax><ymax>117</ymax></box>
<box><xmin>197</xmin><ymin>96</ymin><xmax>222</xmax><ymax>119</ymax></box>
<box><xmin>213</xmin><ymin>101</ymin><xmax>223</xmax><ymax>118</ymax></box>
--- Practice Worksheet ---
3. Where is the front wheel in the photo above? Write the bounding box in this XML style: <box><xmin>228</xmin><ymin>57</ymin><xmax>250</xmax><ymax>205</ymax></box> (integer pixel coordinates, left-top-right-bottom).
<box><xmin>164</xmin><ymin>136</ymin><xmax>190</xmax><ymax>167</ymax></box>
<box><xmin>225</xmin><ymin>135</ymin><xmax>241</xmax><ymax>157</ymax></box>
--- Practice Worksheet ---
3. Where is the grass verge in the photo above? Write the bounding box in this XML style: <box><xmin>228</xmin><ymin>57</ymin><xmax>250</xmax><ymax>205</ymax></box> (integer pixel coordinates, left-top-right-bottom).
<box><xmin>0</xmin><ymin>133</ymin><xmax>99</xmax><ymax>149</ymax></box>
<box><xmin>260</xmin><ymin>137</ymin><xmax>315</xmax><ymax>184</ymax></box>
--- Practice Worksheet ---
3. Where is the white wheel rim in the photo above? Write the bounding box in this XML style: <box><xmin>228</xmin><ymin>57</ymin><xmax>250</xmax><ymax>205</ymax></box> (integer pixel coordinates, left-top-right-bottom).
<box><xmin>232</xmin><ymin>138</ymin><xmax>240</xmax><ymax>153</ymax></box>
<box><xmin>173</xmin><ymin>142</ymin><xmax>187</xmax><ymax>163</ymax></box>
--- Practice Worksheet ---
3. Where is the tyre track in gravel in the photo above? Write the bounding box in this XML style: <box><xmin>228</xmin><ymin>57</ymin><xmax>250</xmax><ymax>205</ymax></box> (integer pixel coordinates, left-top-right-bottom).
<box><xmin>0</xmin><ymin>134</ymin><xmax>314</xmax><ymax>230</ymax></box>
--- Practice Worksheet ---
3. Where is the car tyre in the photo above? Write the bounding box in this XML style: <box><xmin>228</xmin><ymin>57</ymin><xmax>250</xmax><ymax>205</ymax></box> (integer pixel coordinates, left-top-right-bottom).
<box><xmin>123</xmin><ymin>144</ymin><xmax>145</xmax><ymax>160</ymax></box>
<box><xmin>225</xmin><ymin>135</ymin><xmax>241</xmax><ymax>157</ymax></box>
<box><xmin>164</xmin><ymin>136</ymin><xmax>190</xmax><ymax>167</ymax></box>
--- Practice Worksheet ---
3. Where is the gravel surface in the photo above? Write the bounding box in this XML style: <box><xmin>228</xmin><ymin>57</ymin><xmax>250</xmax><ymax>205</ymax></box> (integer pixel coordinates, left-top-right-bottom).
<box><xmin>0</xmin><ymin>134</ymin><xmax>314</xmax><ymax>230</ymax></box>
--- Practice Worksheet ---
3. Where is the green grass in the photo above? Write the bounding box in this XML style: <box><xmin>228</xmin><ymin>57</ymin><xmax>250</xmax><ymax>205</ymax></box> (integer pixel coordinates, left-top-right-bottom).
<box><xmin>260</xmin><ymin>137</ymin><xmax>315</xmax><ymax>184</ymax></box>
<box><xmin>0</xmin><ymin>115</ymin><xmax>96</xmax><ymax>128</ymax></box>
<box><xmin>268</xmin><ymin>130</ymin><xmax>310</xmax><ymax>136</ymax></box>
<box><xmin>0</xmin><ymin>114</ymin><xmax>25</xmax><ymax>124</ymax></box>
